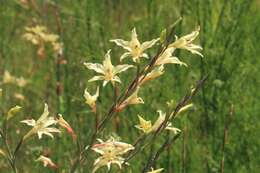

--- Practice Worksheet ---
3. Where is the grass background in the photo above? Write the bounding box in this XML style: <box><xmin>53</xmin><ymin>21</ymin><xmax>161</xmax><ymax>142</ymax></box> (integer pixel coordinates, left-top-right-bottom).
<box><xmin>0</xmin><ymin>0</ymin><xmax>259</xmax><ymax>172</ymax></box>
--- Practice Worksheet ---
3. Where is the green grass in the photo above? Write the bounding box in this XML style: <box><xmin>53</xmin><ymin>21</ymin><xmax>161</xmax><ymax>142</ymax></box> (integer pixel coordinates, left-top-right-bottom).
<box><xmin>0</xmin><ymin>0</ymin><xmax>259</xmax><ymax>172</ymax></box>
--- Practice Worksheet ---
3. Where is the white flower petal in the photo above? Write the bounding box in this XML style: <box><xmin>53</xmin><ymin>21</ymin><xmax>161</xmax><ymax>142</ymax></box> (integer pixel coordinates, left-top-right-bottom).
<box><xmin>131</xmin><ymin>28</ymin><xmax>138</xmax><ymax>40</ymax></box>
<box><xmin>20</xmin><ymin>119</ymin><xmax>36</xmax><ymax>126</ymax></box>
<box><xmin>112</xmin><ymin>76</ymin><xmax>122</xmax><ymax>84</ymax></box>
<box><xmin>119</xmin><ymin>52</ymin><xmax>131</xmax><ymax>61</ymax></box>
<box><xmin>141</xmin><ymin>38</ymin><xmax>159</xmax><ymax>51</ymax></box>
<box><xmin>141</xmin><ymin>53</ymin><xmax>149</xmax><ymax>59</ymax></box>
<box><xmin>84</xmin><ymin>62</ymin><xmax>104</xmax><ymax>74</ymax></box>
<box><xmin>88</xmin><ymin>76</ymin><xmax>104</xmax><ymax>82</ymax></box>
<box><xmin>110</xmin><ymin>39</ymin><xmax>131</xmax><ymax>51</ymax></box>
<box><xmin>38</xmin><ymin>103</ymin><xmax>49</xmax><ymax>122</ymax></box>
<box><xmin>113</xmin><ymin>64</ymin><xmax>133</xmax><ymax>74</ymax></box>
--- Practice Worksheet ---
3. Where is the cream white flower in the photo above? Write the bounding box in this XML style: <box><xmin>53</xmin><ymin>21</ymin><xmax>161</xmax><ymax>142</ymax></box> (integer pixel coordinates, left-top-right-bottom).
<box><xmin>135</xmin><ymin>115</ymin><xmax>152</xmax><ymax>134</ymax></box>
<box><xmin>57</xmin><ymin>114</ymin><xmax>76</xmax><ymax>140</ymax></box>
<box><xmin>16</xmin><ymin>77</ymin><xmax>28</xmax><ymax>87</ymax></box>
<box><xmin>23</xmin><ymin>25</ymin><xmax>62</xmax><ymax>58</ymax></box>
<box><xmin>139</xmin><ymin>65</ymin><xmax>165</xmax><ymax>85</ymax></box>
<box><xmin>110</xmin><ymin>28</ymin><xmax>159</xmax><ymax>62</ymax></box>
<box><xmin>21</xmin><ymin>103</ymin><xmax>60</xmax><ymax>140</ymax></box>
<box><xmin>13</xmin><ymin>93</ymin><xmax>25</xmax><ymax>101</ymax></box>
<box><xmin>117</xmin><ymin>87</ymin><xmax>144</xmax><ymax>111</ymax></box>
<box><xmin>155</xmin><ymin>48</ymin><xmax>187</xmax><ymax>66</ymax></box>
<box><xmin>3</xmin><ymin>70</ymin><xmax>16</xmax><ymax>84</ymax></box>
<box><xmin>91</xmin><ymin>137</ymin><xmax>134</xmax><ymax>173</ymax></box>
<box><xmin>169</xmin><ymin>27</ymin><xmax>203</xmax><ymax>57</ymax></box>
<box><xmin>136</xmin><ymin>111</ymin><xmax>180</xmax><ymax>134</ymax></box>
<box><xmin>23</xmin><ymin>25</ymin><xmax>59</xmax><ymax>44</ymax></box>
<box><xmin>36</xmin><ymin>155</ymin><xmax>58</xmax><ymax>169</ymax></box>
<box><xmin>147</xmin><ymin>168</ymin><xmax>164</xmax><ymax>173</ymax></box>
<box><xmin>84</xmin><ymin>87</ymin><xmax>99</xmax><ymax>112</ymax></box>
<box><xmin>3</xmin><ymin>70</ymin><xmax>29</xmax><ymax>87</ymax></box>
<box><xmin>84</xmin><ymin>50</ymin><xmax>133</xmax><ymax>87</ymax></box>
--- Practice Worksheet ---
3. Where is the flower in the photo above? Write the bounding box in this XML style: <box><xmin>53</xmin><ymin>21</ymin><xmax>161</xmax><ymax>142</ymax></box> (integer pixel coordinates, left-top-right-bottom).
<box><xmin>7</xmin><ymin>105</ymin><xmax>22</xmax><ymax>120</ymax></box>
<box><xmin>139</xmin><ymin>65</ymin><xmax>165</xmax><ymax>85</ymax></box>
<box><xmin>135</xmin><ymin>111</ymin><xmax>180</xmax><ymax>134</ymax></box>
<box><xmin>16</xmin><ymin>77</ymin><xmax>28</xmax><ymax>87</ymax></box>
<box><xmin>169</xmin><ymin>27</ymin><xmax>203</xmax><ymax>57</ymax></box>
<box><xmin>3</xmin><ymin>70</ymin><xmax>16</xmax><ymax>84</ymax></box>
<box><xmin>13</xmin><ymin>93</ymin><xmax>25</xmax><ymax>101</ymax></box>
<box><xmin>36</xmin><ymin>155</ymin><xmax>58</xmax><ymax>169</ymax></box>
<box><xmin>147</xmin><ymin>168</ymin><xmax>164</xmax><ymax>173</ymax></box>
<box><xmin>155</xmin><ymin>48</ymin><xmax>187</xmax><ymax>66</ymax></box>
<box><xmin>84</xmin><ymin>87</ymin><xmax>99</xmax><ymax>112</ymax></box>
<box><xmin>135</xmin><ymin>115</ymin><xmax>152</xmax><ymax>134</ymax></box>
<box><xmin>84</xmin><ymin>50</ymin><xmax>133</xmax><ymax>87</ymax></box>
<box><xmin>110</xmin><ymin>28</ymin><xmax>159</xmax><ymax>62</ymax></box>
<box><xmin>165</xmin><ymin>123</ymin><xmax>181</xmax><ymax>134</ymax></box>
<box><xmin>57</xmin><ymin>114</ymin><xmax>76</xmax><ymax>140</ymax></box>
<box><xmin>21</xmin><ymin>103</ymin><xmax>60</xmax><ymax>140</ymax></box>
<box><xmin>3</xmin><ymin>70</ymin><xmax>29</xmax><ymax>87</ymax></box>
<box><xmin>23</xmin><ymin>25</ymin><xmax>62</xmax><ymax>58</ymax></box>
<box><xmin>91</xmin><ymin>137</ymin><xmax>134</xmax><ymax>173</ymax></box>
<box><xmin>116</xmin><ymin>87</ymin><xmax>144</xmax><ymax>111</ymax></box>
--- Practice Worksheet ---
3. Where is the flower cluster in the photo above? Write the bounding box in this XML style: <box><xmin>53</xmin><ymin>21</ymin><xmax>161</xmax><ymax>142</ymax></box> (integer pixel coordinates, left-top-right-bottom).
<box><xmin>0</xmin><ymin>23</ymin><xmax>203</xmax><ymax>173</ymax></box>
<box><xmin>83</xmin><ymin>26</ymin><xmax>202</xmax><ymax>172</ymax></box>
<box><xmin>3</xmin><ymin>70</ymin><xmax>29</xmax><ymax>88</ymax></box>
<box><xmin>23</xmin><ymin>25</ymin><xmax>63</xmax><ymax>59</ymax></box>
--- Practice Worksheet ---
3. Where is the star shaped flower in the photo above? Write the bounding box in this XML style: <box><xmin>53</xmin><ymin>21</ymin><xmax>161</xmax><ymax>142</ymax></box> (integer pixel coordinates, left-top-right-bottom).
<box><xmin>155</xmin><ymin>48</ymin><xmax>187</xmax><ymax>66</ymax></box>
<box><xmin>110</xmin><ymin>28</ymin><xmax>159</xmax><ymax>62</ymax></box>
<box><xmin>169</xmin><ymin>27</ymin><xmax>203</xmax><ymax>57</ymax></box>
<box><xmin>91</xmin><ymin>137</ymin><xmax>134</xmax><ymax>173</ymax></box>
<box><xmin>84</xmin><ymin>50</ymin><xmax>134</xmax><ymax>87</ymax></box>
<box><xmin>135</xmin><ymin>115</ymin><xmax>152</xmax><ymax>134</ymax></box>
<box><xmin>135</xmin><ymin>111</ymin><xmax>181</xmax><ymax>135</ymax></box>
<box><xmin>21</xmin><ymin>103</ymin><xmax>60</xmax><ymax>140</ymax></box>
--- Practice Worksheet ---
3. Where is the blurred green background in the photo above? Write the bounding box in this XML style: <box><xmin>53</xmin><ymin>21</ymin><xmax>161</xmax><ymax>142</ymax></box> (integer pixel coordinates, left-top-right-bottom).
<box><xmin>0</xmin><ymin>0</ymin><xmax>259</xmax><ymax>172</ymax></box>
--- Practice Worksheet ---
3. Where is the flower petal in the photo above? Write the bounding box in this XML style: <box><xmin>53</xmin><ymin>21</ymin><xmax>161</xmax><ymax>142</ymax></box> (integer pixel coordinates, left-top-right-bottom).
<box><xmin>110</xmin><ymin>39</ymin><xmax>131</xmax><ymax>51</ymax></box>
<box><xmin>88</xmin><ymin>76</ymin><xmax>104</xmax><ymax>82</ymax></box>
<box><xmin>113</xmin><ymin>64</ymin><xmax>133</xmax><ymax>74</ymax></box>
<box><xmin>112</xmin><ymin>76</ymin><xmax>122</xmax><ymax>84</ymax></box>
<box><xmin>141</xmin><ymin>38</ymin><xmax>159</xmax><ymax>51</ymax></box>
<box><xmin>119</xmin><ymin>52</ymin><xmax>131</xmax><ymax>61</ymax></box>
<box><xmin>131</xmin><ymin>28</ymin><xmax>138</xmax><ymax>40</ymax></box>
<box><xmin>20</xmin><ymin>119</ymin><xmax>36</xmax><ymax>126</ymax></box>
<box><xmin>84</xmin><ymin>62</ymin><xmax>104</xmax><ymax>74</ymax></box>
<box><xmin>38</xmin><ymin>103</ymin><xmax>49</xmax><ymax>122</ymax></box>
